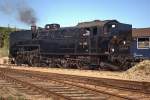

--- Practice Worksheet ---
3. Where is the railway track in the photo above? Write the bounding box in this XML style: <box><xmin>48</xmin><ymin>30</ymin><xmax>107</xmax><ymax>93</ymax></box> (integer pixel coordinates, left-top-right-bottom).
<box><xmin>0</xmin><ymin>68</ymin><xmax>131</xmax><ymax>100</ymax></box>
<box><xmin>0</xmin><ymin>64</ymin><xmax>150</xmax><ymax>99</ymax></box>
<box><xmin>0</xmin><ymin>72</ymin><xmax>69</xmax><ymax>100</ymax></box>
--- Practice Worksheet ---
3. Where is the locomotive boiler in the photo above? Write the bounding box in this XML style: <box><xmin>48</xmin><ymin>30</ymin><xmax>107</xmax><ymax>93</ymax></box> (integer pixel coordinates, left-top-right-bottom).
<box><xmin>9</xmin><ymin>20</ymin><xmax>132</xmax><ymax>70</ymax></box>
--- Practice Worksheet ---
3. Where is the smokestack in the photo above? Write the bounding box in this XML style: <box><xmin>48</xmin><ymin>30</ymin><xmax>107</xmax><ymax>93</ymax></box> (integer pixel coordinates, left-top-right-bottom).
<box><xmin>31</xmin><ymin>25</ymin><xmax>37</xmax><ymax>33</ymax></box>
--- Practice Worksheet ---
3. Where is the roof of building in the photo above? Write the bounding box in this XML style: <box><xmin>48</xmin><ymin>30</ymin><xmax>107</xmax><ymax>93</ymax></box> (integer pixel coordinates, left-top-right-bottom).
<box><xmin>132</xmin><ymin>28</ymin><xmax>150</xmax><ymax>37</ymax></box>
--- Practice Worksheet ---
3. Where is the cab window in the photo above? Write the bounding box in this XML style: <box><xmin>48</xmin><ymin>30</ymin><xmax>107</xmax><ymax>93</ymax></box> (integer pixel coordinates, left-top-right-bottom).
<box><xmin>93</xmin><ymin>27</ymin><xmax>97</xmax><ymax>36</ymax></box>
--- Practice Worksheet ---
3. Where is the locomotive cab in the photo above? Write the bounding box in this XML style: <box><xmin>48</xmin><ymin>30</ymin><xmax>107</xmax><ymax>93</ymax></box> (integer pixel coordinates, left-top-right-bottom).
<box><xmin>103</xmin><ymin>21</ymin><xmax>118</xmax><ymax>35</ymax></box>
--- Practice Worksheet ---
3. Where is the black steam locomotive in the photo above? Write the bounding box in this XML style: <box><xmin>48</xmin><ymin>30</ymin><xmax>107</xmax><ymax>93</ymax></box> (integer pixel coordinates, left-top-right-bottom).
<box><xmin>9</xmin><ymin>20</ymin><xmax>132</xmax><ymax>70</ymax></box>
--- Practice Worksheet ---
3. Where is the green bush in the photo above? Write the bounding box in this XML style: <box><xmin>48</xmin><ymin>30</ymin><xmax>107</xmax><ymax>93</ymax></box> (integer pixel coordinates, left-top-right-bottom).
<box><xmin>0</xmin><ymin>27</ymin><xmax>16</xmax><ymax>57</ymax></box>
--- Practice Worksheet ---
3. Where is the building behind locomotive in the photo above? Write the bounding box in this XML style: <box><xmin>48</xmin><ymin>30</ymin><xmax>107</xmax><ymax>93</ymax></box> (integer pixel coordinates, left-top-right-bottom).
<box><xmin>131</xmin><ymin>28</ymin><xmax>150</xmax><ymax>60</ymax></box>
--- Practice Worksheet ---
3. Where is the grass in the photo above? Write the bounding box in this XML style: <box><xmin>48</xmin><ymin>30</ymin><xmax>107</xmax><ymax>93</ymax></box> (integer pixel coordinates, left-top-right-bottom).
<box><xmin>0</xmin><ymin>47</ymin><xmax>9</xmax><ymax>57</ymax></box>
<box><xmin>0</xmin><ymin>26</ymin><xmax>16</xmax><ymax>57</ymax></box>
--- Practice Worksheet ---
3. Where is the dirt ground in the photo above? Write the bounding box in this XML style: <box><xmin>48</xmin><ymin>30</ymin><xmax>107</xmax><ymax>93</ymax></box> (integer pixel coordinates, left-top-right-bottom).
<box><xmin>0</xmin><ymin>79</ymin><xmax>26</xmax><ymax>99</ymax></box>
<box><xmin>123</xmin><ymin>60</ymin><xmax>150</xmax><ymax>82</ymax></box>
<box><xmin>0</xmin><ymin>57</ymin><xmax>8</xmax><ymax>64</ymax></box>
<box><xmin>0</xmin><ymin>71</ymin><xmax>54</xmax><ymax>99</ymax></box>
<box><xmin>0</xmin><ymin>58</ymin><xmax>149</xmax><ymax>82</ymax></box>
<box><xmin>0</xmin><ymin>57</ymin><xmax>150</xmax><ymax>99</ymax></box>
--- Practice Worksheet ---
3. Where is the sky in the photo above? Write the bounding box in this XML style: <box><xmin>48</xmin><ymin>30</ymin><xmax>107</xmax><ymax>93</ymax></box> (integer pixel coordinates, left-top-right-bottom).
<box><xmin>0</xmin><ymin>0</ymin><xmax>150</xmax><ymax>29</ymax></box>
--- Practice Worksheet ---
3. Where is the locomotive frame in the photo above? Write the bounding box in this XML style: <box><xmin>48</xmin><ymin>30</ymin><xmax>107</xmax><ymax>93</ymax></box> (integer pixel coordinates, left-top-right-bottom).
<box><xmin>9</xmin><ymin>20</ymin><xmax>133</xmax><ymax>71</ymax></box>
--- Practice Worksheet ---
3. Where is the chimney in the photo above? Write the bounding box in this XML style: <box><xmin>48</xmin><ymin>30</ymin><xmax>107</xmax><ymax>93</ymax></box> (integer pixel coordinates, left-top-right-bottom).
<box><xmin>31</xmin><ymin>25</ymin><xmax>36</xmax><ymax>33</ymax></box>
<box><xmin>31</xmin><ymin>24</ymin><xmax>37</xmax><ymax>39</ymax></box>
